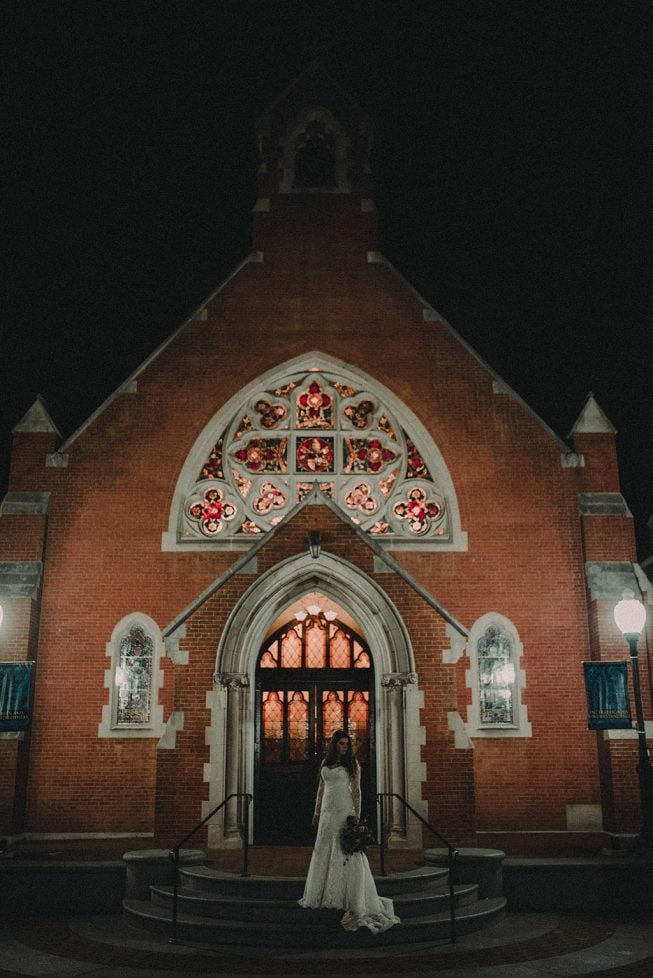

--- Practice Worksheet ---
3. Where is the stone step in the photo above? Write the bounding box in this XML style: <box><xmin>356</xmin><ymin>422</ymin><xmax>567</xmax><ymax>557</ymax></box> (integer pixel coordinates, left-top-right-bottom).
<box><xmin>180</xmin><ymin>864</ymin><xmax>448</xmax><ymax>899</ymax></box>
<box><xmin>149</xmin><ymin>879</ymin><xmax>480</xmax><ymax>921</ymax></box>
<box><xmin>123</xmin><ymin>895</ymin><xmax>506</xmax><ymax>947</ymax></box>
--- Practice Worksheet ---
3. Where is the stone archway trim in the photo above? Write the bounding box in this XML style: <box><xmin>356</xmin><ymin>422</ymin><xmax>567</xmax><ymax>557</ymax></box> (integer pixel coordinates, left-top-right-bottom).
<box><xmin>162</xmin><ymin>484</ymin><xmax>467</xmax><ymax>641</ymax></box>
<box><xmin>209</xmin><ymin>549</ymin><xmax>427</xmax><ymax>849</ymax></box>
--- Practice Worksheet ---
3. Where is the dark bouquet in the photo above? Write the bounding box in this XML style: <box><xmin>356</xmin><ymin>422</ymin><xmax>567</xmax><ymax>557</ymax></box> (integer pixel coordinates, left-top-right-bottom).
<box><xmin>340</xmin><ymin>815</ymin><xmax>375</xmax><ymax>860</ymax></box>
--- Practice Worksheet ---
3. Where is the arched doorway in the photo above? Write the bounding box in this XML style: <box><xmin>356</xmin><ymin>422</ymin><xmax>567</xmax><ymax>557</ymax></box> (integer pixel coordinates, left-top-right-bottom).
<box><xmin>254</xmin><ymin>604</ymin><xmax>376</xmax><ymax>844</ymax></box>
<box><xmin>208</xmin><ymin>550</ymin><xmax>424</xmax><ymax>850</ymax></box>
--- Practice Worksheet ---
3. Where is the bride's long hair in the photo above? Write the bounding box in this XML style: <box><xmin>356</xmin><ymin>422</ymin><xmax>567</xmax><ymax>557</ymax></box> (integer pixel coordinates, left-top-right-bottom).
<box><xmin>323</xmin><ymin>729</ymin><xmax>357</xmax><ymax>777</ymax></box>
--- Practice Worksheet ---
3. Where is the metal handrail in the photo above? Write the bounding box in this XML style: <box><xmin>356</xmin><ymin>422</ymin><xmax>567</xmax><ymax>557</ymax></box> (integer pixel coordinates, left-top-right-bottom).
<box><xmin>168</xmin><ymin>792</ymin><xmax>252</xmax><ymax>944</ymax></box>
<box><xmin>376</xmin><ymin>792</ymin><xmax>458</xmax><ymax>944</ymax></box>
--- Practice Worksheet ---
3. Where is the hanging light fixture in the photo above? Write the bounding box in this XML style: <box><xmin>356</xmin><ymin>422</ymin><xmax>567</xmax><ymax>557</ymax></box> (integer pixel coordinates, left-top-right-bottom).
<box><xmin>308</xmin><ymin>530</ymin><xmax>321</xmax><ymax>559</ymax></box>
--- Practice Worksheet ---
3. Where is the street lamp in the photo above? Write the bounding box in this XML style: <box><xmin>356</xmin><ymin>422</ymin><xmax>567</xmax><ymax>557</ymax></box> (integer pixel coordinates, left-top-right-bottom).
<box><xmin>613</xmin><ymin>590</ymin><xmax>653</xmax><ymax>847</ymax></box>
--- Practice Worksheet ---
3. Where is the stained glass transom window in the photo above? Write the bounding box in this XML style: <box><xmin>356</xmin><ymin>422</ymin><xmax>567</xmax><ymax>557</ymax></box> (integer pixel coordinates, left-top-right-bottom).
<box><xmin>477</xmin><ymin>625</ymin><xmax>515</xmax><ymax>726</ymax></box>
<box><xmin>115</xmin><ymin>626</ymin><xmax>153</xmax><ymax>726</ymax></box>
<box><xmin>258</xmin><ymin>613</ymin><xmax>372</xmax><ymax>672</ymax></box>
<box><xmin>180</xmin><ymin>370</ymin><xmax>449</xmax><ymax>542</ymax></box>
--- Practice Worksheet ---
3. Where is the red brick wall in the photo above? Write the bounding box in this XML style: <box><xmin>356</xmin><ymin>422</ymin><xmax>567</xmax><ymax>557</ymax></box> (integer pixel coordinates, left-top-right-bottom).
<box><xmin>0</xmin><ymin>127</ymin><xmax>641</xmax><ymax>845</ymax></box>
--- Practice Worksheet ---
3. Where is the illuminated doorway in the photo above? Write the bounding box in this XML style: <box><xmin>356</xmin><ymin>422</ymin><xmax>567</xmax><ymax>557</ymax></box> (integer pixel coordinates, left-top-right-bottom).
<box><xmin>254</xmin><ymin>604</ymin><xmax>375</xmax><ymax>844</ymax></box>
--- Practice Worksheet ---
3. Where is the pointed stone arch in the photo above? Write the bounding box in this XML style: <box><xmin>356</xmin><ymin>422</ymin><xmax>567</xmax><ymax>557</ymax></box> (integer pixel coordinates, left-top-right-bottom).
<box><xmin>163</xmin><ymin>351</ymin><xmax>467</xmax><ymax>552</ymax></box>
<box><xmin>206</xmin><ymin>550</ymin><xmax>426</xmax><ymax>848</ymax></box>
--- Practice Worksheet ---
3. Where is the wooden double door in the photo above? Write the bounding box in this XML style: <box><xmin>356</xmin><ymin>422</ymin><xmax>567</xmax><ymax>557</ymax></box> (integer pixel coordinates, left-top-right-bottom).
<box><xmin>253</xmin><ymin>615</ymin><xmax>375</xmax><ymax>844</ymax></box>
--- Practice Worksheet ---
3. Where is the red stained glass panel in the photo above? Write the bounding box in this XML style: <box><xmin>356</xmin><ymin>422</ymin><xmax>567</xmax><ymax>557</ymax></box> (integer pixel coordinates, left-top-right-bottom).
<box><xmin>322</xmin><ymin>690</ymin><xmax>344</xmax><ymax>739</ymax></box>
<box><xmin>329</xmin><ymin>628</ymin><xmax>350</xmax><ymax>668</ymax></box>
<box><xmin>262</xmin><ymin>691</ymin><xmax>283</xmax><ymax>762</ymax></box>
<box><xmin>288</xmin><ymin>691</ymin><xmax>310</xmax><ymax>760</ymax></box>
<box><xmin>305</xmin><ymin>620</ymin><xmax>327</xmax><ymax>668</ymax></box>
<box><xmin>280</xmin><ymin>627</ymin><xmax>302</xmax><ymax>668</ymax></box>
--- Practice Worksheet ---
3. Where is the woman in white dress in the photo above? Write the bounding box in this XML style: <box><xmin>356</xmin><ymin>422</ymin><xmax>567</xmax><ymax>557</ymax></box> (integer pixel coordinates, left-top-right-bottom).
<box><xmin>298</xmin><ymin>730</ymin><xmax>400</xmax><ymax>934</ymax></box>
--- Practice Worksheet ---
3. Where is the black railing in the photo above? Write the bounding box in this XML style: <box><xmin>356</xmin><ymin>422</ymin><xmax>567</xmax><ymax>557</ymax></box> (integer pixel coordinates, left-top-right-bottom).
<box><xmin>168</xmin><ymin>792</ymin><xmax>252</xmax><ymax>944</ymax></box>
<box><xmin>376</xmin><ymin>792</ymin><xmax>458</xmax><ymax>944</ymax></box>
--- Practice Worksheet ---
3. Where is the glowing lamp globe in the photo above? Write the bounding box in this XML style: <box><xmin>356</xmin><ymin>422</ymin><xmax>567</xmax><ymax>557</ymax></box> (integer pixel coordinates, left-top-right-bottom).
<box><xmin>613</xmin><ymin>592</ymin><xmax>646</xmax><ymax>637</ymax></box>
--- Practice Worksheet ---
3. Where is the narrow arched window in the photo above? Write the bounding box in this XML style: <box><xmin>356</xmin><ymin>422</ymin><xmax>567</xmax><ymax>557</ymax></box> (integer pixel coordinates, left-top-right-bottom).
<box><xmin>99</xmin><ymin>614</ymin><xmax>165</xmax><ymax>739</ymax></box>
<box><xmin>115</xmin><ymin>625</ymin><xmax>154</xmax><ymax>726</ymax></box>
<box><xmin>477</xmin><ymin>624</ymin><xmax>515</xmax><ymax>726</ymax></box>
<box><xmin>294</xmin><ymin>121</ymin><xmax>336</xmax><ymax>187</ymax></box>
<box><xmin>465</xmin><ymin>614</ymin><xmax>532</xmax><ymax>738</ymax></box>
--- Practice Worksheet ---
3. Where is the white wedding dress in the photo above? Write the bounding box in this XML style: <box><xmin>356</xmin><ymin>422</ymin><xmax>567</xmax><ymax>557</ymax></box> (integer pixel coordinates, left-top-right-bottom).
<box><xmin>298</xmin><ymin>762</ymin><xmax>400</xmax><ymax>933</ymax></box>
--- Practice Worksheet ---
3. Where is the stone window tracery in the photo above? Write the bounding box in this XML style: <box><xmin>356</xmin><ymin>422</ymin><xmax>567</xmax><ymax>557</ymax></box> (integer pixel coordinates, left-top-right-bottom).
<box><xmin>179</xmin><ymin>370</ymin><xmax>450</xmax><ymax>544</ymax></box>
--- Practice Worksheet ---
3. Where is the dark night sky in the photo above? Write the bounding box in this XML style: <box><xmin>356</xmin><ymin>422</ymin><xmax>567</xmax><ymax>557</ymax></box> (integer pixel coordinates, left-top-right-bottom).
<box><xmin>3</xmin><ymin>2</ymin><xmax>652</xmax><ymax>556</ymax></box>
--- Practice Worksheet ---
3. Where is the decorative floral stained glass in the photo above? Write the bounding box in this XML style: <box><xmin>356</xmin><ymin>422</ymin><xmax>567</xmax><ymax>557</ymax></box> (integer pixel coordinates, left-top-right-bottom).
<box><xmin>199</xmin><ymin>438</ymin><xmax>224</xmax><ymax>480</ymax></box>
<box><xmin>345</xmin><ymin>482</ymin><xmax>378</xmax><ymax>516</ymax></box>
<box><xmin>233</xmin><ymin>416</ymin><xmax>252</xmax><ymax>441</ymax></box>
<box><xmin>255</xmin><ymin>400</ymin><xmax>287</xmax><ymax>429</ymax></box>
<box><xmin>252</xmin><ymin>482</ymin><xmax>287</xmax><ymax>515</ymax></box>
<box><xmin>378</xmin><ymin>415</ymin><xmax>397</xmax><ymax>440</ymax></box>
<box><xmin>378</xmin><ymin>469</ymin><xmax>398</xmax><ymax>497</ymax></box>
<box><xmin>478</xmin><ymin>625</ymin><xmax>515</xmax><ymax>725</ymax></box>
<box><xmin>116</xmin><ymin>627</ymin><xmax>153</xmax><ymax>726</ymax></box>
<box><xmin>187</xmin><ymin>487</ymin><xmax>237</xmax><ymax>536</ymax></box>
<box><xmin>233</xmin><ymin>438</ymin><xmax>288</xmax><ymax>473</ymax></box>
<box><xmin>297</xmin><ymin>481</ymin><xmax>334</xmax><ymax>502</ymax></box>
<box><xmin>296</xmin><ymin>380</ymin><xmax>333</xmax><ymax>428</ymax></box>
<box><xmin>296</xmin><ymin>437</ymin><xmax>334</xmax><ymax>473</ymax></box>
<box><xmin>233</xmin><ymin>470</ymin><xmax>252</xmax><ymax>498</ymax></box>
<box><xmin>273</xmin><ymin>381</ymin><xmax>298</xmax><ymax>397</ymax></box>
<box><xmin>344</xmin><ymin>438</ymin><xmax>398</xmax><ymax>474</ymax></box>
<box><xmin>333</xmin><ymin>382</ymin><xmax>358</xmax><ymax>398</ymax></box>
<box><xmin>343</xmin><ymin>400</ymin><xmax>374</xmax><ymax>429</ymax></box>
<box><xmin>405</xmin><ymin>438</ymin><xmax>431</xmax><ymax>479</ymax></box>
<box><xmin>393</xmin><ymin>486</ymin><xmax>442</xmax><ymax>536</ymax></box>
<box><xmin>186</xmin><ymin>369</ymin><xmax>449</xmax><ymax>542</ymax></box>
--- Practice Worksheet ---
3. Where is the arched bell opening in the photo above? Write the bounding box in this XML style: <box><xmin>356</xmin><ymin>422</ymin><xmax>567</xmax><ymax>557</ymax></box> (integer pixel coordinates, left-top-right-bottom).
<box><xmin>254</xmin><ymin>592</ymin><xmax>376</xmax><ymax>844</ymax></box>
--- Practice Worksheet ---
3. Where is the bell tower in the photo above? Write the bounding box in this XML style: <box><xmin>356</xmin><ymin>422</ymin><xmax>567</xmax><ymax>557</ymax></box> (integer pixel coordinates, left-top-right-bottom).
<box><xmin>252</xmin><ymin>61</ymin><xmax>377</xmax><ymax>260</ymax></box>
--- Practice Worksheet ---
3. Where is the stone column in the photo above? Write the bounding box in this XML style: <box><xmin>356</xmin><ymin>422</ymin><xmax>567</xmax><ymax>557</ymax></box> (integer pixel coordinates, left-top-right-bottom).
<box><xmin>216</xmin><ymin>673</ymin><xmax>249</xmax><ymax>845</ymax></box>
<box><xmin>381</xmin><ymin>672</ymin><xmax>417</xmax><ymax>844</ymax></box>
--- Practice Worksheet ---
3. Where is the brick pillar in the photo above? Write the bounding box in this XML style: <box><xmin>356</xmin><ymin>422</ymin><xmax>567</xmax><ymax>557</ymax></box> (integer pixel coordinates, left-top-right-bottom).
<box><xmin>571</xmin><ymin>394</ymin><xmax>651</xmax><ymax>844</ymax></box>
<box><xmin>0</xmin><ymin>399</ymin><xmax>60</xmax><ymax>836</ymax></box>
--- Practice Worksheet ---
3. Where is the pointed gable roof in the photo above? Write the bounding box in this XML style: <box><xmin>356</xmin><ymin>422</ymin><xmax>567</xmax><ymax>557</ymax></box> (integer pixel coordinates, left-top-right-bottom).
<box><xmin>569</xmin><ymin>392</ymin><xmax>617</xmax><ymax>435</ymax></box>
<box><xmin>256</xmin><ymin>59</ymin><xmax>372</xmax><ymax>138</ymax></box>
<box><xmin>163</xmin><ymin>484</ymin><xmax>467</xmax><ymax>639</ymax></box>
<box><xmin>12</xmin><ymin>396</ymin><xmax>61</xmax><ymax>436</ymax></box>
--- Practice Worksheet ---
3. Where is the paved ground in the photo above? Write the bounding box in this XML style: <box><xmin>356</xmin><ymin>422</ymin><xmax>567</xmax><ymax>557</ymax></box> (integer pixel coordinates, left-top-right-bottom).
<box><xmin>2</xmin><ymin>907</ymin><xmax>653</xmax><ymax>978</ymax></box>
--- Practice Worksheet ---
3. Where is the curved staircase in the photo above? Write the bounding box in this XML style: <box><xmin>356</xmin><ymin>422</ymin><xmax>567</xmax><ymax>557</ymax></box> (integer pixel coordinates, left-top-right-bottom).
<box><xmin>123</xmin><ymin>854</ymin><xmax>506</xmax><ymax>948</ymax></box>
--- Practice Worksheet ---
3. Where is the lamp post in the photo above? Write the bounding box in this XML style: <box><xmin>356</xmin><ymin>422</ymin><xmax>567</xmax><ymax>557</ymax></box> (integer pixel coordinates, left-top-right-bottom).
<box><xmin>613</xmin><ymin>591</ymin><xmax>653</xmax><ymax>847</ymax></box>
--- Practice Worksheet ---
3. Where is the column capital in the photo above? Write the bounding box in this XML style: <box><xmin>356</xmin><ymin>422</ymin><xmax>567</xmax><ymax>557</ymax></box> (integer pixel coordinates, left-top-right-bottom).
<box><xmin>214</xmin><ymin>672</ymin><xmax>249</xmax><ymax>690</ymax></box>
<box><xmin>381</xmin><ymin>671</ymin><xmax>417</xmax><ymax>690</ymax></box>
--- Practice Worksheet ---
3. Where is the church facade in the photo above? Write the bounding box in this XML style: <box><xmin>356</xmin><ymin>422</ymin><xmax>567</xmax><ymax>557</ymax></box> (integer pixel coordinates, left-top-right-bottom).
<box><xmin>1</xmin><ymin>66</ymin><xmax>650</xmax><ymax>854</ymax></box>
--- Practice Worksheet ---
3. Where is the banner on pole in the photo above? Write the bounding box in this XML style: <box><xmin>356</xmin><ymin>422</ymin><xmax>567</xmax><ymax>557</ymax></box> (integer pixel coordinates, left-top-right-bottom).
<box><xmin>0</xmin><ymin>661</ymin><xmax>35</xmax><ymax>731</ymax></box>
<box><xmin>583</xmin><ymin>661</ymin><xmax>632</xmax><ymax>730</ymax></box>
